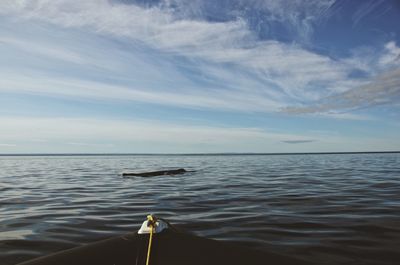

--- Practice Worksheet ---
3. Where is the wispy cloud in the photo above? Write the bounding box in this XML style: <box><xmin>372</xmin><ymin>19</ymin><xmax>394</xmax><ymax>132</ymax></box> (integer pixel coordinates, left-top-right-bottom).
<box><xmin>0</xmin><ymin>116</ymin><xmax>321</xmax><ymax>152</ymax></box>
<box><xmin>1</xmin><ymin>116</ymin><xmax>398</xmax><ymax>153</ymax></box>
<box><xmin>352</xmin><ymin>0</ymin><xmax>387</xmax><ymax>27</ymax></box>
<box><xmin>0</xmin><ymin>36</ymin><xmax>86</xmax><ymax>65</ymax></box>
<box><xmin>316</xmin><ymin>113</ymin><xmax>373</xmax><ymax>121</ymax></box>
<box><xmin>67</xmin><ymin>142</ymin><xmax>115</xmax><ymax>147</ymax></box>
<box><xmin>144</xmin><ymin>0</ymin><xmax>336</xmax><ymax>44</ymax></box>
<box><xmin>379</xmin><ymin>41</ymin><xmax>400</xmax><ymax>68</ymax></box>
<box><xmin>283</xmin><ymin>68</ymin><xmax>400</xmax><ymax>114</ymax></box>
<box><xmin>0</xmin><ymin>143</ymin><xmax>17</xmax><ymax>147</ymax></box>
<box><xmin>0</xmin><ymin>0</ymin><xmax>399</xmax><ymax>116</ymax></box>
<box><xmin>0</xmin><ymin>72</ymin><xmax>281</xmax><ymax>112</ymax></box>
<box><xmin>282</xmin><ymin>140</ymin><xmax>316</xmax><ymax>144</ymax></box>
<box><xmin>0</xmin><ymin>117</ymin><xmax>296</xmax><ymax>143</ymax></box>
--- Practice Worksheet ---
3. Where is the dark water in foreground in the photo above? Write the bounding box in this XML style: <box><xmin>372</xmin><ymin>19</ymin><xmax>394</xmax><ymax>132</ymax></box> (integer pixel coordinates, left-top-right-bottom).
<box><xmin>1</xmin><ymin>154</ymin><xmax>400</xmax><ymax>265</ymax></box>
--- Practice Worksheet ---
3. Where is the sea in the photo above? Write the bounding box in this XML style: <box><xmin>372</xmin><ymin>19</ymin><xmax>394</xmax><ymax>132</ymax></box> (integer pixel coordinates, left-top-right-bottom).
<box><xmin>1</xmin><ymin>153</ymin><xmax>400</xmax><ymax>265</ymax></box>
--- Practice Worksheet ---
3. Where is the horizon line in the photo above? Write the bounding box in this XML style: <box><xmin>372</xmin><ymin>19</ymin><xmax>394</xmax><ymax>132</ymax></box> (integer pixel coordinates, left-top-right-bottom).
<box><xmin>0</xmin><ymin>151</ymin><xmax>399</xmax><ymax>156</ymax></box>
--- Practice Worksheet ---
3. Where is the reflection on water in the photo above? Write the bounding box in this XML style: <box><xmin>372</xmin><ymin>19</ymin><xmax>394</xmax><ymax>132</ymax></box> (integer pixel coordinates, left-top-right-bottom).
<box><xmin>1</xmin><ymin>154</ymin><xmax>400</xmax><ymax>265</ymax></box>
<box><xmin>0</xmin><ymin>230</ymin><xmax>33</xmax><ymax>241</ymax></box>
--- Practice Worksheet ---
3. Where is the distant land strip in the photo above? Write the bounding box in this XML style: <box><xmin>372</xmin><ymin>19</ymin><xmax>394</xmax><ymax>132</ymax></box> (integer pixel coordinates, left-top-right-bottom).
<box><xmin>0</xmin><ymin>151</ymin><xmax>400</xmax><ymax>156</ymax></box>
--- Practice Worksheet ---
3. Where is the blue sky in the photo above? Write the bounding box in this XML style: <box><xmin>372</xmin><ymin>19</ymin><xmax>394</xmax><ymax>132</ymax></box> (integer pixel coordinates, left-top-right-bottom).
<box><xmin>0</xmin><ymin>0</ymin><xmax>399</xmax><ymax>153</ymax></box>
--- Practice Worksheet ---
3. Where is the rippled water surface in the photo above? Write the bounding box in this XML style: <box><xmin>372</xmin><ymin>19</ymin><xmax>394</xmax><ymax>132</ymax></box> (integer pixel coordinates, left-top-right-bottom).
<box><xmin>1</xmin><ymin>154</ymin><xmax>400</xmax><ymax>265</ymax></box>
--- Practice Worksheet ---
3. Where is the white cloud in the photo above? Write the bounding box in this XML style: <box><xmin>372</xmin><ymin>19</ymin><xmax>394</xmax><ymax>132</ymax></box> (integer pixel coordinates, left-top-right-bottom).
<box><xmin>352</xmin><ymin>0</ymin><xmax>386</xmax><ymax>26</ymax></box>
<box><xmin>0</xmin><ymin>0</ymin><xmax>398</xmax><ymax>115</ymax></box>
<box><xmin>158</xmin><ymin>0</ymin><xmax>336</xmax><ymax>43</ymax></box>
<box><xmin>0</xmin><ymin>72</ymin><xmax>281</xmax><ymax>112</ymax></box>
<box><xmin>317</xmin><ymin>113</ymin><xmax>374</xmax><ymax>121</ymax></box>
<box><xmin>379</xmin><ymin>41</ymin><xmax>400</xmax><ymax>68</ymax></box>
<box><xmin>282</xmin><ymin>139</ymin><xmax>316</xmax><ymax>144</ymax></box>
<box><xmin>283</xmin><ymin>68</ymin><xmax>400</xmax><ymax>114</ymax></box>
<box><xmin>0</xmin><ymin>116</ymin><xmax>322</xmax><ymax>153</ymax></box>
<box><xmin>0</xmin><ymin>143</ymin><xmax>17</xmax><ymax>147</ymax></box>
<box><xmin>0</xmin><ymin>36</ymin><xmax>86</xmax><ymax>65</ymax></box>
<box><xmin>0</xmin><ymin>117</ymin><xmax>294</xmax><ymax>143</ymax></box>
<box><xmin>0</xmin><ymin>2</ymin><xmax>352</xmax><ymax>98</ymax></box>
<box><xmin>67</xmin><ymin>142</ymin><xmax>115</xmax><ymax>147</ymax></box>
<box><xmin>0</xmin><ymin>116</ymin><xmax>398</xmax><ymax>153</ymax></box>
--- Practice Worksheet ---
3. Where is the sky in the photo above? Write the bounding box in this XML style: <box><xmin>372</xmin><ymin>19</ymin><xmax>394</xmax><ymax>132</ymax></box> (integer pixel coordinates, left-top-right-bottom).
<box><xmin>0</xmin><ymin>0</ymin><xmax>399</xmax><ymax>153</ymax></box>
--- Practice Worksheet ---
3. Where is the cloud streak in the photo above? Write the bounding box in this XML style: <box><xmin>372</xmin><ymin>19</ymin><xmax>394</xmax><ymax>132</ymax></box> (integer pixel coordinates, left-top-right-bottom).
<box><xmin>0</xmin><ymin>116</ymin><xmax>322</xmax><ymax>153</ymax></box>
<box><xmin>136</xmin><ymin>0</ymin><xmax>336</xmax><ymax>43</ymax></box>
<box><xmin>282</xmin><ymin>140</ymin><xmax>316</xmax><ymax>144</ymax></box>
<box><xmin>283</xmin><ymin>68</ymin><xmax>400</xmax><ymax>114</ymax></box>
<box><xmin>1</xmin><ymin>116</ymin><xmax>398</xmax><ymax>153</ymax></box>
<box><xmin>0</xmin><ymin>72</ymin><xmax>282</xmax><ymax>112</ymax></box>
<box><xmin>0</xmin><ymin>0</ymin><xmax>399</xmax><ymax>116</ymax></box>
<box><xmin>0</xmin><ymin>143</ymin><xmax>17</xmax><ymax>147</ymax></box>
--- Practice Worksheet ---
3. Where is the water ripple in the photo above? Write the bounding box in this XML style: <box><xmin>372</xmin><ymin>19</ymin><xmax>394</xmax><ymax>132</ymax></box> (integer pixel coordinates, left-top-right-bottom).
<box><xmin>1</xmin><ymin>154</ymin><xmax>400</xmax><ymax>265</ymax></box>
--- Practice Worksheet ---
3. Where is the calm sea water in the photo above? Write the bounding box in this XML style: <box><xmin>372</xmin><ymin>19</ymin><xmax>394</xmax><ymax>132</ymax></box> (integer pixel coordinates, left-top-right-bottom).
<box><xmin>1</xmin><ymin>154</ymin><xmax>400</xmax><ymax>265</ymax></box>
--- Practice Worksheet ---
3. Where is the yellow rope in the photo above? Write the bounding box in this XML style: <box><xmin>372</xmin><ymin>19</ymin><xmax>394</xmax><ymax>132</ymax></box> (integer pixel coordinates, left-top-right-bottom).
<box><xmin>145</xmin><ymin>215</ymin><xmax>154</xmax><ymax>265</ymax></box>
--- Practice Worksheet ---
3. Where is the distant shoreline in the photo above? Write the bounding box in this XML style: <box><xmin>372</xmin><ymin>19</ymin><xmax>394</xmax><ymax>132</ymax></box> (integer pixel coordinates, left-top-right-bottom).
<box><xmin>0</xmin><ymin>151</ymin><xmax>399</xmax><ymax>156</ymax></box>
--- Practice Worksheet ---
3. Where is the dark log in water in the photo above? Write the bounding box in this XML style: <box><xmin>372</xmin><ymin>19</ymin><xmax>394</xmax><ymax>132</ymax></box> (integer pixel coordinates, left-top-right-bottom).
<box><xmin>122</xmin><ymin>168</ymin><xmax>187</xmax><ymax>177</ymax></box>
